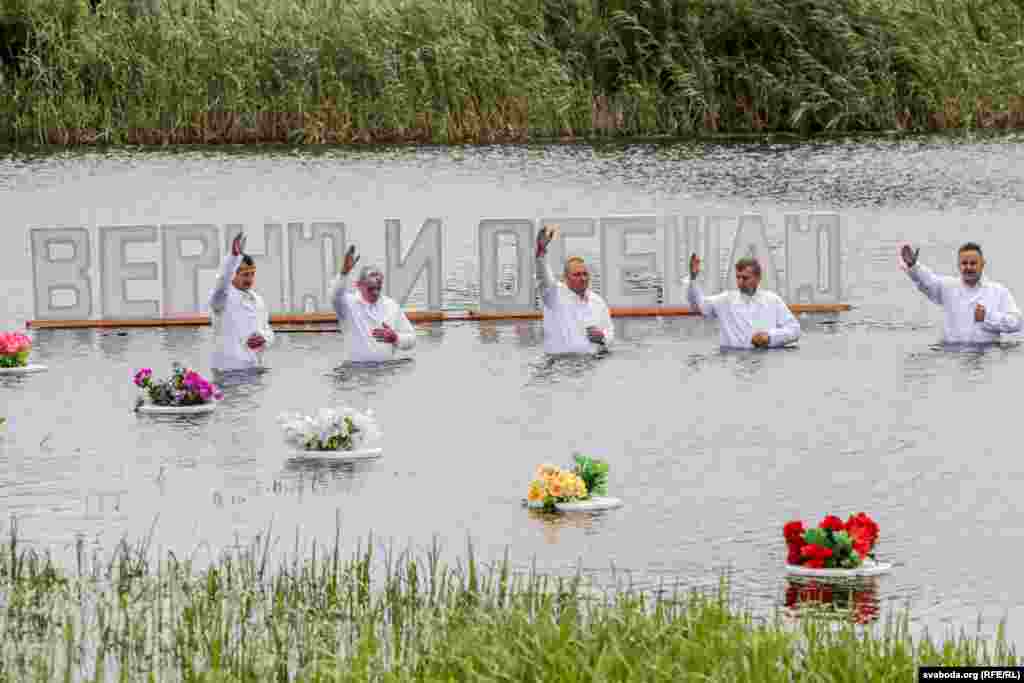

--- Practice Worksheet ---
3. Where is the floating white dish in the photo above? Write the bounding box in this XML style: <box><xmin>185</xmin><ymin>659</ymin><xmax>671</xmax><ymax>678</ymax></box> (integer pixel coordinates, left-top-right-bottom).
<box><xmin>525</xmin><ymin>496</ymin><xmax>623</xmax><ymax>512</ymax></box>
<box><xmin>289</xmin><ymin>447</ymin><xmax>383</xmax><ymax>462</ymax></box>
<box><xmin>136</xmin><ymin>402</ymin><xmax>217</xmax><ymax>415</ymax></box>
<box><xmin>785</xmin><ymin>559</ymin><xmax>892</xmax><ymax>578</ymax></box>
<box><xmin>0</xmin><ymin>364</ymin><xmax>48</xmax><ymax>375</ymax></box>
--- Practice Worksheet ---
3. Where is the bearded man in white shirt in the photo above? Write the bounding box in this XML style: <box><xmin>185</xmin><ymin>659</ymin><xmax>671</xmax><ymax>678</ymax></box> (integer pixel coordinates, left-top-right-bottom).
<box><xmin>330</xmin><ymin>245</ymin><xmax>416</xmax><ymax>363</ymax></box>
<box><xmin>535</xmin><ymin>226</ymin><xmax>614</xmax><ymax>355</ymax></box>
<box><xmin>208</xmin><ymin>232</ymin><xmax>274</xmax><ymax>372</ymax></box>
<box><xmin>687</xmin><ymin>252</ymin><xmax>801</xmax><ymax>349</ymax></box>
<box><xmin>901</xmin><ymin>242</ymin><xmax>1021</xmax><ymax>344</ymax></box>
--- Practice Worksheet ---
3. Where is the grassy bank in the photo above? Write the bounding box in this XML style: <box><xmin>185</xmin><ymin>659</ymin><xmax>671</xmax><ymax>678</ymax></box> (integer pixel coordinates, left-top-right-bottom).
<box><xmin>1</xmin><ymin>0</ymin><xmax>1023</xmax><ymax>145</ymax></box>
<box><xmin>0</xmin><ymin>523</ymin><xmax>1018</xmax><ymax>682</ymax></box>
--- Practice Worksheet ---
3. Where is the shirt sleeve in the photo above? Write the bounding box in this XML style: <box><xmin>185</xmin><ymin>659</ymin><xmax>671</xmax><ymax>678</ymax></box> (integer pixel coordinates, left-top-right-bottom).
<box><xmin>981</xmin><ymin>286</ymin><xmax>1023</xmax><ymax>334</ymax></box>
<box><xmin>596</xmin><ymin>298</ymin><xmax>614</xmax><ymax>346</ymax></box>
<box><xmin>687</xmin><ymin>280</ymin><xmax>723</xmax><ymax>319</ymax></box>
<box><xmin>208</xmin><ymin>254</ymin><xmax>242</xmax><ymax>313</ymax></box>
<box><xmin>536</xmin><ymin>256</ymin><xmax>559</xmax><ymax>308</ymax></box>
<box><xmin>258</xmin><ymin>295</ymin><xmax>275</xmax><ymax>346</ymax></box>
<box><xmin>906</xmin><ymin>263</ymin><xmax>945</xmax><ymax>306</ymax></box>
<box><xmin>767</xmin><ymin>297</ymin><xmax>801</xmax><ymax>347</ymax></box>
<box><xmin>391</xmin><ymin>305</ymin><xmax>417</xmax><ymax>351</ymax></box>
<box><xmin>330</xmin><ymin>272</ymin><xmax>353</xmax><ymax>321</ymax></box>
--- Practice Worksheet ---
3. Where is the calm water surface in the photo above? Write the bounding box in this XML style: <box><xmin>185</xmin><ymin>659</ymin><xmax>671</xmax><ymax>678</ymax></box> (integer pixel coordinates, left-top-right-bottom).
<box><xmin>2</xmin><ymin>135</ymin><xmax>1024</xmax><ymax>639</ymax></box>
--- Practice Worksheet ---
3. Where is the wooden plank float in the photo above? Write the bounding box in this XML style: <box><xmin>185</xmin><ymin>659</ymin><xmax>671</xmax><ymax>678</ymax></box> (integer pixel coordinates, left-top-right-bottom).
<box><xmin>26</xmin><ymin>304</ymin><xmax>850</xmax><ymax>330</ymax></box>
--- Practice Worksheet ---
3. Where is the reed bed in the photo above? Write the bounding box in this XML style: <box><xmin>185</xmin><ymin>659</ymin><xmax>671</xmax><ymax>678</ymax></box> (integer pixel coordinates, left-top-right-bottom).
<box><xmin>0</xmin><ymin>0</ymin><xmax>1022</xmax><ymax>145</ymax></box>
<box><xmin>0</xmin><ymin>519</ymin><xmax>1018</xmax><ymax>682</ymax></box>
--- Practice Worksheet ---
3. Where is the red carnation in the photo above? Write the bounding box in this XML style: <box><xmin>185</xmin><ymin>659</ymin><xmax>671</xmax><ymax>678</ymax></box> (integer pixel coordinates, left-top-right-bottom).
<box><xmin>819</xmin><ymin>515</ymin><xmax>844</xmax><ymax>532</ymax></box>
<box><xmin>805</xmin><ymin>558</ymin><xmax>825</xmax><ymax>569</ymax></box>
<box><xmin>787</xmin><ymin>545</ymin><xmax>803</xmax><ymax>565</ymax></box>
<box><xmin>801</xmin><ymin>544</ymin><xmax>832</xmax><ymax>561</ymax></box>
<box><xmin>845</xmin><ymin>512</ymin><xmax>879</xmax><ymax>556</ymax></box>
<box><xmin>783</xmin><ymin>520</ymin><xmax>805</xmax><ymax>544</ymax></box>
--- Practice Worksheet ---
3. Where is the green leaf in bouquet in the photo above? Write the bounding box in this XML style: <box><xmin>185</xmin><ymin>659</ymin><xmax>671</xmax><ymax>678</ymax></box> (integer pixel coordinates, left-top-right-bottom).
<box><xmin>833</xmin><ymin>530</ymin><xmax>853</xmax><ymax>551</ymax></box>
<box><xmin>572</xmin><ymin>453</ymin><xmax>609</xmax><ymax>497</ymax></box>
<box><xmin>803</xmin><ymin>528</ymin><xmax>828</xmax><ymax>548</ymax></box>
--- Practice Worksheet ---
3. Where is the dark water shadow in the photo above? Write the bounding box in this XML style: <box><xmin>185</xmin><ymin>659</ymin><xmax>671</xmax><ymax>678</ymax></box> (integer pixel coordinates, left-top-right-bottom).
<box><xmin>526</xmin><ymin>351</ymin><xmax>609</xmax><ymax>386</ymax></box>
<box><xmin>328</xmin><ymin>358</ymin><xmax>417</xmax><ymax>396</ymax></box>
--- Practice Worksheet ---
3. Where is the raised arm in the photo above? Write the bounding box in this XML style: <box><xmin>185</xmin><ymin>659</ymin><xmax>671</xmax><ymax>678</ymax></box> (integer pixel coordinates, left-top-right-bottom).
<box><xmin>901</xmin><ymin>246</ymin><xmax>944</xmax><ymax>306</ymax></box>
<box><xmin>767</xmin><ymin>299</ymin><xmax>801</xmax><ymax>347</ymax></box>
<box><xmin>331</xmin><ymin>245</ymin><xmax>360</xmax><ymax>321</ymax></box>
<box><xmin>980</xmin><ymin>287</ymin><xmax>1023</xmax><ymax>335</ymax></box>
<box><xmin>330</xmin><ymin>272</ymin><xmax>353</xmax><ymax>321</ymax></box>
<box><xmin>686</xmin><ymin>252</ymin><xmax>717</xmax><ymax>318</ymax></box>
<box><xmin>209</xmin><ymin>233</ymin><xmax>246</xmax><ymax>313</ymax></box>
<box><xmin>535</xmin><ymin>226</ymin><xmax>559</xmax><ymax>308</ymax></box>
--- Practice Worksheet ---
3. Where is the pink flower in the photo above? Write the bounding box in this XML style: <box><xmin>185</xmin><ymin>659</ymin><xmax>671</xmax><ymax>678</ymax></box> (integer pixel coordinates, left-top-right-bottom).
<box><xmin>0</xmin><ymin>332</ymin><xmax>31</xmax><ymax>354</ymax></box>
<box><xmin>133</xmin><ymin>368</ymin><xmax>153</xmax><ymax>387</ymax></box>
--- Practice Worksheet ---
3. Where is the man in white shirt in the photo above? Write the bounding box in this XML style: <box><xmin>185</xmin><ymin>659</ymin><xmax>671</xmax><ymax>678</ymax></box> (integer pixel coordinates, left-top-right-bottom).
<box><xmin>330</xmin><ymin>245</ymin><xmax>416</xmax><ymax>363</ymax></box>
<box><xmin>687</xmin><ymin>252</ymin><xmax>801</xmax><ymax>349</ymax></box>
<box><xmin>535</xmin><ymin>226</ymin><xmax>614</xmax><ymax>355</ymax></box>
<box><xmin>901</xmin><ymin>242</ymin><xmax>1021</xmax><ymax>344</ymax></box>
<box><xmin>208</xmin><ymin>232</ymin><xmax>275</xmax><ymax>372</ymax></box>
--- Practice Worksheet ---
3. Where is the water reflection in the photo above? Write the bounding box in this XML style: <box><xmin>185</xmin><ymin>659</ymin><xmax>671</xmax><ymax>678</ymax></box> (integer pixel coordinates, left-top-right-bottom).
<box><xmin>525</xmin><ymin>508</ymin><xmax>600</xmax><ymax>544</ymax></box>
<box><xmin>783</xmin><ymin>576</ymin><xmax>881</xmax><ymax>625</ymax></box>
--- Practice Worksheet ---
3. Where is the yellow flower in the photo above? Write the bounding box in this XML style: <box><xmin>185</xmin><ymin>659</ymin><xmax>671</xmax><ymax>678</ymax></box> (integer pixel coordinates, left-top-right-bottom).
<box><xmin>548</xmin><ymin>480</ymin><xmax>564</xmax><ymax>499</ymax></box>
<box><xmin>527</xmin><ymin>480</ymin><xmax>545</xmax><ymax>502</ymax></box>
<box><xmin>536</xmin><ymin>463</ymin><xmax>559</xmax><ymax>479</ymax></box>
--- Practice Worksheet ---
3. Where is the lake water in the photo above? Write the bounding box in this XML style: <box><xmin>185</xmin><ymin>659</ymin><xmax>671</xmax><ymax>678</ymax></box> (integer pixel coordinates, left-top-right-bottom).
<box><xmin>2</xmin><ymin>134</ymin><xmax>1024</xmax><ymax>639</ymax></box>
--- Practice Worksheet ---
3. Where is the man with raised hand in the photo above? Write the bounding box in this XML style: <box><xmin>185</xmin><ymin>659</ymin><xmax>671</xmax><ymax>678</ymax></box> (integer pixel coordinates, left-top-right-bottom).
<box><xmin>535</xmin><ymin>225</ymin><xmax>614</xmax><ymax>355</ymax></box>
<box><xmin>901</xmin><ymin>242</ymin><xmax>1021</xmax><ymax>344</ymax></box>
<box><xmin>330</xmin><ymin>245</ymin><xmax>416</xmax><ymax>363</ymax></box>
<box><xmin>687</xmin><ymin>252</ymin><xmax>801</xmax><ymax>350</ymax></box>
<box><xmin>208</xmin><ymin>231</ymin><xmax>274</xmax><ymax>372</ymax></box>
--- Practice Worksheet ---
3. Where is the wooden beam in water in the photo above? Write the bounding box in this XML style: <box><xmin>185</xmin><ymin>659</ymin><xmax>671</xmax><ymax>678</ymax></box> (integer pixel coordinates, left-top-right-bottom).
<box><xmin>26</xmin><ymin>303</ymin><xmax>850</xmax><ymax>330</ymax></box>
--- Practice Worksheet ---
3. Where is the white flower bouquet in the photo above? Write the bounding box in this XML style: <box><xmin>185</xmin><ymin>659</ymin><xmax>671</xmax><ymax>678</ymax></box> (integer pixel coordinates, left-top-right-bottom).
<box><xmin>277</xmin><ymin>407</ymin><xmax>381</xmax><ymax>452</ymax></box>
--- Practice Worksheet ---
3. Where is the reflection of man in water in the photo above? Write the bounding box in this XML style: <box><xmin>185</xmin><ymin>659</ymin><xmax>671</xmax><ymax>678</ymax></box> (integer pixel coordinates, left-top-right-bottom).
<box><xmin>208</xmin><ymin>232</ymin><xmax>274</xmax><ymax>371</ymax></box>
<box><xmin>901</xmin><ymin>242</ymin><xmax>1021</xmax><ymax>344</ymax></box>
<box><xmin>687</xmin><ymin>253</ymin><xmax>801</xmax><ymax>349</ymax></box>
<box><xmin>535</xmin><ymin>226</ymin><xmax>614</xmax><ymax>354</ymax></box>
<box><xmin>330</xmin><ymin>245</ymin><xmax>416</xmax><ymax>363</ymax></box>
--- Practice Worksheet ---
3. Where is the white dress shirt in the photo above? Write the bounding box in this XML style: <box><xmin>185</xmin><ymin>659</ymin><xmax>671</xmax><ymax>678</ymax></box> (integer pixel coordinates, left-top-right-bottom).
<box><xmin>688</xmin><ymin>281</ymin><xmax>801</xmax><ymax>349</ymax></box>
<box><xmin>537</xmin><ymin>257</ymin><xmax>614</xmax><ymax>355</ymax></box>
<box><xmin>906</xmin><ymin>263</ymin><xmax>1021</xmax><ymax>343</ymax></box>
<box><xmin>208</xmin><ymin>254</ymin><xmax>275</xmax><ymax>371</ymax></box>
<box><xmin>330</xmin><ymin>273</ymin><xmax>416</xmax><ymax>363</ymax></box>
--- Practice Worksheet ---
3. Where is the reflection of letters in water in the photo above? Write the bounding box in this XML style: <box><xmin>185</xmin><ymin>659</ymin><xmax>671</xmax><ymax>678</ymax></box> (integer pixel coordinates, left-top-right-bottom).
<box><xmin>28</xmin><ymin>213</ymin><xmax>842</xmax><ymax>320</ymax></box>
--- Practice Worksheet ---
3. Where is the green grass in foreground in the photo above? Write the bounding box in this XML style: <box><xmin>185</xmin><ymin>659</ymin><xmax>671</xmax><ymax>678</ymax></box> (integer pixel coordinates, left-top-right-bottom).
<box><xmin>0</xmin><ymin>0</ymin><xmax>1023</xmax><ymax>145</ymax></box>
<box><xmin>0</xmin><ymin>521</ymin><xmax>1017</xmax><ymax>682</ymax></box>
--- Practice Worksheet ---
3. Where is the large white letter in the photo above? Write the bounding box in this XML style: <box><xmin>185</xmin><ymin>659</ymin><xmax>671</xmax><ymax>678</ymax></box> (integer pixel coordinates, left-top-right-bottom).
<box><xmin>224</xmin><ymin>224</ymin><xmax>286</xmax><ymax>313</ymax></box>
<box><xmin>726</xmin><ymin>214</ymin><xmax>780</xmax><ymax>293</ymax></box>
<box><xmin>785</xmin><ymin>213</ymin><xmax>842</xmax><ymax>304</ymax></box>
<box><xmin>385</xmin><ymin>218</ymin><xmax>443</xmax><ymax>308</ymax></box>
<box><xmin>599</xmin><ymin>215</ymin><xmax>659</xmax><ymax>307</ymax></box>
<box><xmin>30</xmin><ymin>228</ymin><xmax>93</xmax><ymax>320</ymax></box>
<box><xmin>288</xmin><ymin>221</ymin><xmax>345</xmax><ymax>313</ymax></box>
<box><xmin>162</xmin><ymin>224</ymin><xmax>221</xmax><ymax>316</ymax></box>
<box><xmin>477</xmin><ymin>219</ymin><xmax>535</xmax><ymax>313</ymax></box>
<box><xmin>99</xmin><ymin>225</ymin><xmax>160</xmax><ymax>318</ymax></box>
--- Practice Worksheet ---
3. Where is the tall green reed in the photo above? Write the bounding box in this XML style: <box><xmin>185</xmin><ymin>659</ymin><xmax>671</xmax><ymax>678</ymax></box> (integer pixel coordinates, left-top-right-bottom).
<box><xmin>0</xmin><ymin>519</ymin><xmax>1019</xmax><ymax>681</ymax></box>
<box><xmin>1</xmin><ymin>0</ymin><xmax>1022</xmax><ymax>145</ymax></box>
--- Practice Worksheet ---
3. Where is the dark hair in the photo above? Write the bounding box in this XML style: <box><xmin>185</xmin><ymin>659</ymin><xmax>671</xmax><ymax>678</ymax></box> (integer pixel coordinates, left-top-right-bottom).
<box><xmin>958</xmin><ymin>242</ymin><xmax>983</xmax><ymax>257</ymax></box>
<box><xmin>241</xmin><ymin>255</ymin><xmax>255</xmax><ymax>267</ymax></box>
<box><xmin>735</xmin><ymin>257</ymin><xmax>762</xmax><ymax>276</ymax></box>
